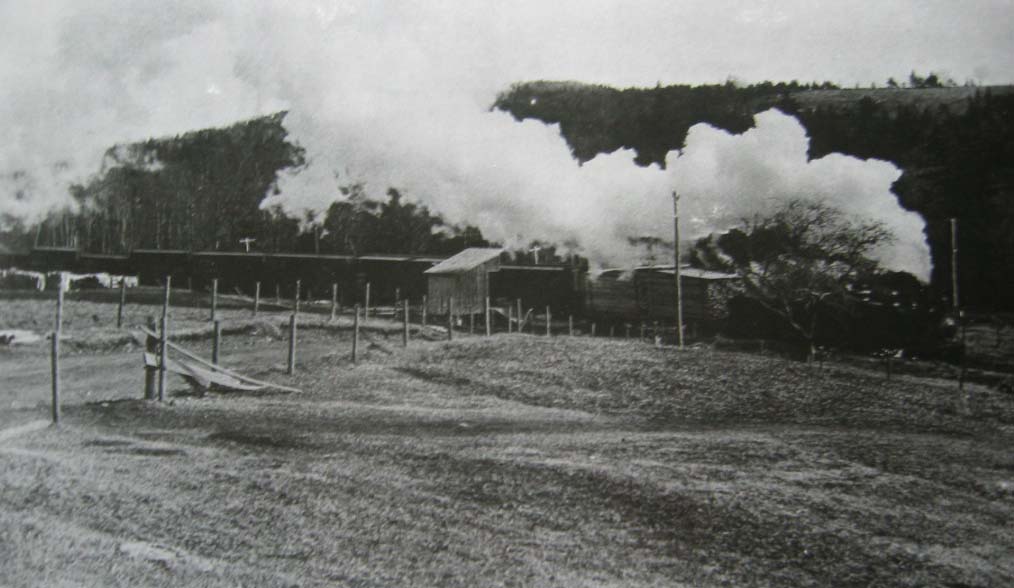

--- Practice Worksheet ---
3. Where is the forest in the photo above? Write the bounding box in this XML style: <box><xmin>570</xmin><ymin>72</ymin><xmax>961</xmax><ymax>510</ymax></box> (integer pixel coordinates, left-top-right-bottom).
<box><xmin>0</xmin><ymin>112</ymin><xmax>496</xmax><ymax>259</ymax></box>
<box><xmin>494</xmin><ymin>79</ymin><xmax>1014</xmax><ymax>311</ymax></box>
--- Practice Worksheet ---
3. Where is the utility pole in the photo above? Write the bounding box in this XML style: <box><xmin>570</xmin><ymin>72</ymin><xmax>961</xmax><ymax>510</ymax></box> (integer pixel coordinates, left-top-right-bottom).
<box><xmin>950</xmin><ymin>218</ymin><xmax>959</xmax><ymax>311</ymax></box>
<box><xmin>952</xmin><ymin>217</ymin><xmax>967</xmax><ymax>393</ymax></box>
<box><xmin>673</xmin><ymin>191</ymin><xmax>685</xmax><ymax>350</ymax></box>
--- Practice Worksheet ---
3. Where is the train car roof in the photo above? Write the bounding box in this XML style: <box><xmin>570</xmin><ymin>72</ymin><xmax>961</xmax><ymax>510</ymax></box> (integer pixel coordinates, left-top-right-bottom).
<box><xmin>650</xmin><ymin>266</ymin><xmax>740</xmax><ymax>280</ymax></box>
<box><xmin>499</xmin><ymin>264</ymin><xmax>570</xmax><ymax>272</ymax></box>
<box><xmin>132</xmin><ymin>249</ymin><xmax>190</xmax><ymax>255</ymax></box>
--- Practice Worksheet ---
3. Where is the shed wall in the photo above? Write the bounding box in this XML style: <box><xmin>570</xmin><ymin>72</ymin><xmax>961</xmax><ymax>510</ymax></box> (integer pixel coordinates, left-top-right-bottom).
<box><xmin>425</xmin><ymin>257</ymin><xmax>497</xmax><ymax>314</ymax></box>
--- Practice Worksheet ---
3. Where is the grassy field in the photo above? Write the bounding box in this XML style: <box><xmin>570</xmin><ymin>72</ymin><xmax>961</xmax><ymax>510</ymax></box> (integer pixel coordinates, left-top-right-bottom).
<box><xmin>2</xmin><ymin>293</ymin><xmax>1013</xmax><ymax>587</ymax></box>
<box><xmin>0</xmin><ymin>286</ymin><xmax>390</xmax><ymax>350</ymax></box>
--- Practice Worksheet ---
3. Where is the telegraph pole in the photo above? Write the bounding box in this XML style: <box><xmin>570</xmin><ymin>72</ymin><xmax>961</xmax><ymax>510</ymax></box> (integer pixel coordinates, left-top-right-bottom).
<box><xmin>950</xmin><ymin>218</ymin><xmax>959</xmax><ymax>311</ymax></box>
<box><xmin>673</xmin><ymin>191</ymin><xmax>685</xmax><ymax>350</ymax></box>
<box><xmin>530</xmin><ymin>244</ymin><xmax>542</xmax><ymax>265</ymax></box>
<box><xmin>952</xmin><ymin>217</ymin><xmax>967</xmax><ymax>392</ymax></box>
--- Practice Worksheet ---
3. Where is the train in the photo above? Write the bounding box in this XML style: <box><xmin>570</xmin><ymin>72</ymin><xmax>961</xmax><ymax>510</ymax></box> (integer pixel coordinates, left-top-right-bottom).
<box><xmin>0</xmin><ymin>246</ymin><xmax>586</xmax><ymax>311</ymax></box>
<box><xmin>0</xmin><ymin>246</ymin><xmax>739</xmax><ymax>331</ymax></box>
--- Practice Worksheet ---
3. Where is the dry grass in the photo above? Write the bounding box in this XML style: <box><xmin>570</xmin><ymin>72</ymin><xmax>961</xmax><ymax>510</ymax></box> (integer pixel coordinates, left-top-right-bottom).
<box><xmin>2</xmin><ymin>301</ymin><xmax>1013</xmax><ymax>586</ymax></box>
<box><xmin>403</xmin><ymin>337</ymin><xmax>1014</xmax><ymax>433</ymax></box>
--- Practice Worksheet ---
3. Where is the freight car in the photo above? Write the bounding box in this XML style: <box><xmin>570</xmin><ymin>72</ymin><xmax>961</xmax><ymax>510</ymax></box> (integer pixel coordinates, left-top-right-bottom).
<box><xmin>1</xmin><ymin>247</ymin><xmax>445</xmax><ymax>306</ymax></box>
<box><xmin>585</xmin><ymin>265</ymin><xmax>740</xmax><ymax>335</ymax></box>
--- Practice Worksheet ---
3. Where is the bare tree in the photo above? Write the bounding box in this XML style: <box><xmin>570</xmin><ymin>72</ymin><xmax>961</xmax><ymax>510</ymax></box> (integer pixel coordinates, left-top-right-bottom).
<box><xmin>700</xmin><ymin>199</ymin><xmax>894</xmax><ymax>360</ymax></box>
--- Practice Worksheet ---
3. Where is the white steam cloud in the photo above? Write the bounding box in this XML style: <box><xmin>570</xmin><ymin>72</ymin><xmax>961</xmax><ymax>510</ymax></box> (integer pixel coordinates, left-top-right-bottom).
<box><xmin>0</xmin><ymin>0</ymin><xmax>283</xmax><ymax>224</ymax></box>
<box><xmin>3</xmin><ymin>1</ymin><xmax>993</xmax><ymax>280</ymax></box>
<box><xmin>669</xmin><ymin>112</ymin><xmax>931</xmax><ymax>279</ymax></box>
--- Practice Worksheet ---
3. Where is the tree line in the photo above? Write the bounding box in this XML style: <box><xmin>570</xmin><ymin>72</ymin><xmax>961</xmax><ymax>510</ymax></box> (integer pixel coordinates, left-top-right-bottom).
<box><xmin>1</xmin><ymin>112</ymin><xmax>498</xmax><ymax>258</ymax></box>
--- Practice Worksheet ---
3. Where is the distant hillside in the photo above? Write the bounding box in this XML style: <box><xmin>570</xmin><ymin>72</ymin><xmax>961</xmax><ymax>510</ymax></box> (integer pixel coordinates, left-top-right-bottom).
<box><xmin>495</xmin><ymin>81</ymin><xmax>1014</xmax><ymax>311</ymax></box>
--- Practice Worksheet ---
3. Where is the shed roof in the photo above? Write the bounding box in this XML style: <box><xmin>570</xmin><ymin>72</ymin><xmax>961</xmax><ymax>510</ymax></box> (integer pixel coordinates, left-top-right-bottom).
<box><xmin>424</xmin><ymin>248</ymin><xmax>502</xmax><ymax>274</ymax></box>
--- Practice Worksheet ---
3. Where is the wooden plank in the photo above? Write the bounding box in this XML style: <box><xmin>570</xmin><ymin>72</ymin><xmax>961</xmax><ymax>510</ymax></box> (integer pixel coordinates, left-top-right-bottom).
<box><xmin>138</xmin><ymin>326</ymin><xmax>301</xmax><ymax>393</ymax></box>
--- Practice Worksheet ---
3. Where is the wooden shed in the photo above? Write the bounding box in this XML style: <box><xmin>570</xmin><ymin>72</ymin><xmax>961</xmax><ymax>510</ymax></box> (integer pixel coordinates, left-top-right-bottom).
<box><xmin>425</xmin><ymin>248</ymin><xmax>503</xmax><ymax>314</ymax></box>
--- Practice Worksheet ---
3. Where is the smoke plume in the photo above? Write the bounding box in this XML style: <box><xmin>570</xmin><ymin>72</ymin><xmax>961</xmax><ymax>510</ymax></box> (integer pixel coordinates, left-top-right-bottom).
<box><xmin>2</xmin><ymin>1</ymin><xmax>985</xmax><ymax>279</ymax></box>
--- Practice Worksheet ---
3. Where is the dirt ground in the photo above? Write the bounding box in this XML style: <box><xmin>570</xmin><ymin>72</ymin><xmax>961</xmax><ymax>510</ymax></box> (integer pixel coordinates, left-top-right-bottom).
<box><xmin>2</xmin><ymin>294</ymin><xmax>1013</xmax><ymax>587</ymax></box>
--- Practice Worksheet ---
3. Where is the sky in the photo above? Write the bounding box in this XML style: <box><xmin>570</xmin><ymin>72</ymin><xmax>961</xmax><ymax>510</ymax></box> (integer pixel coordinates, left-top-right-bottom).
<box><xmin>2</xmin><ymin>0</ymin><xmax>1013</xmax><ymax>278</ymax></box>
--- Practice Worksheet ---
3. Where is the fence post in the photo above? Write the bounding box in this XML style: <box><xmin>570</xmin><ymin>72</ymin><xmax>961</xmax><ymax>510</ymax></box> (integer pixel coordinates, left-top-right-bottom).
<box><xmin>158</xmin><ymin>276</ymin><xmax>171</xmax><ymax>402</ymax></box>
<box><xmin>591</xmin><ymin>322</ymin><xmax>597</xmax><ymax>338</ymax></box>
<box><xmin>212</xmin><ymin>319</ymin><xmax>222</xmax><ymax>365</ymax></box>
<box><xmin>959</xmin><ymin>312</ymin><xmax>967</xmax><ymax>394</ymax></box>
<box><xmin>117</xmin><ymin>278</ymin><xmax>127</xmax><ymax>328</ymax></box>
<box><xmin>331</xmin><ymin>283</ymin><xmax>338</xmax><ymax>321</ymax></box>
<box><xmin>403</xmin><ymin>299</ymin><xmax>410</xmax><ymax>347</ymax></box>
<box><xmin>507</xmin><ymin>305</ymin><xmax>513</xmax><ymax>333</ymax></box>
<box><xmin>421</xmin><ymin>295</ymin><xmax>428</xmax><ymax>327</ymax></box>
<box><xmin>253</xmin><ymin>281</ymin><xmax>261</xmax><ymax>317</ymax></box>
<box><xmin>275</xmin><ymin>283</ymin><xmax>281</xmax><ymax>304</ymax></box>
<box><xmin>51</xmin><ymin>273</ymin><xmax>64</xmax><ymax>425</ymax></box>
<box><xmin>626</xmin><ymin>324</ymin><xmax>631</xmax><ymax>339</ymax></box>
<box><xmin>294</xmin><ymin>280</ymin><xmax>301</xmax><ymax>315</ymax></box>
<box><xmin>287</xmin><ymin>313</ymin><xmax>297</xmax><ymax>375</ymax></box>
<box><xmin>210</xmin><ymin>278</ymin><xmax>218</xmax><ymax>321</ymax></box>
<box><xmin>364</xmin><ymin>282</ymin><xmax>371</xmax><ymax>318</ymax></box>
<box><xmin>468</xmin><ymin>311</ymin><xmax>475</xmax><ymax>335</ymax></box>
<box><xmin>568</xmin><ymin>315</ymin><xmax>573</xmax><ymax>336</ymax></box>
<box><xmin>516</xmin><ymin>299</ymin><xmax>523</xmax><ymax>333</ymax></box>
<box><xmin>484</xmin><ymin>297</ymin><xmax>491</xmax><ymax>336</ymax></box>
<box><xmin>144</xmin><ymin>316</ymin><xmax>158</xmax><ymax>400</ymax></box>
<box><xmin>395</xmin><ymin>287</ymin><xmax>401</xmax><ymax>304</ymax></box>
<box><xmin>352</xmin><ymin>305</ymin><xmax>360</xmax><ymax>364</ymax></box>
<box><xmin>447</xmin><ymin>297</ymin><xmax>454</xmax><ymax>341</ymax></box>
<box><xmin>609</xmin><ymin>325</ymin><xmax>615</xmax><ymax>338</ymax></box>
<box><xmin>545</xmin><ymin>306</ymin><xmax>551</xmax><ymax>336</ymax></box>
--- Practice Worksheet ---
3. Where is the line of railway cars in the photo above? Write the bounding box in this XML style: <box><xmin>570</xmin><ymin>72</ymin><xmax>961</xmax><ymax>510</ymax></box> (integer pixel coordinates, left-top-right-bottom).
<box><xmin>1</xmin><ymin>246</ymin><xmax>739</xmax><ymax>331</ymax></box>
